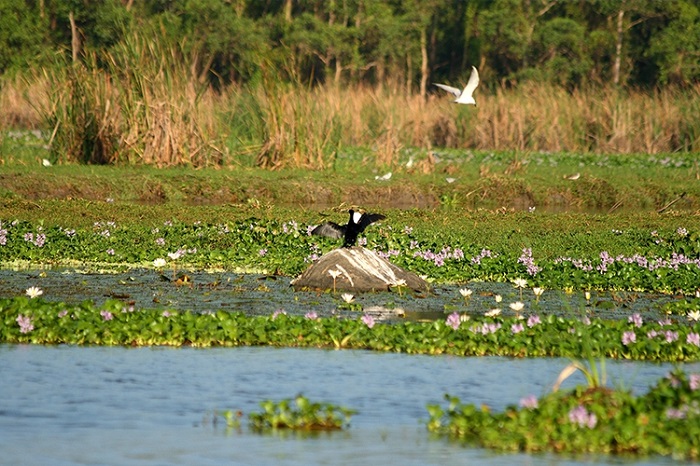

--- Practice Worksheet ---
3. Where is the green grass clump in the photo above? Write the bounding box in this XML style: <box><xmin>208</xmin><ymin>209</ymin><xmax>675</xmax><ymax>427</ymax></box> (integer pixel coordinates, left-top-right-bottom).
<box><xmin>427</xmin><ymin>368</ymin><xmax>700</xmax><ymax>459</ymax></box>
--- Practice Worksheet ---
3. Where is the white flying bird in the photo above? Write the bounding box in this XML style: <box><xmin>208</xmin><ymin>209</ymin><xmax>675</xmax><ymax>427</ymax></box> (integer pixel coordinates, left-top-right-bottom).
<box><xmin>434</xmin><ymin>66</ymin><xmax>480</xmax><ymax>105</ymax></box>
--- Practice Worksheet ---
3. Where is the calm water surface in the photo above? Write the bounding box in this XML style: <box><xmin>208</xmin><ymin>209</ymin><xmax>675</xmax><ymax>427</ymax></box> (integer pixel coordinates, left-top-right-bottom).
<box><xmin>1</xmin><ymin>345</ymin><xmax>698</xmax><ymax>466</ymax></box>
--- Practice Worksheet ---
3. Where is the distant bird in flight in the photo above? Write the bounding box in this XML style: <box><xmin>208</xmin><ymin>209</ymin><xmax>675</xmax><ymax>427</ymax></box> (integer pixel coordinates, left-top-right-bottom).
<box><xmin>434</xmin><ymin>66</ymin><xmax>480</xmax><ymax>105</ymax></box>
<box><xmin>311</xmin><ymin>209</ymin><xmax>386</xmax><ymax>248</ymax></box>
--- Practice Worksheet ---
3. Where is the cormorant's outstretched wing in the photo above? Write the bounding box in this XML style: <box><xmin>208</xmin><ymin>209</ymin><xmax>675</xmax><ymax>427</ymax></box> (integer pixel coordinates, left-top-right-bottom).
<box><xmin>311</xmin><ymin>222</ymin><xmax>345</xmax><ymax>239</ymax></box>
<box><xmin>356</xmin><ymin>213</ymin><xmax>386</xmax><ymax>233</ymax></box>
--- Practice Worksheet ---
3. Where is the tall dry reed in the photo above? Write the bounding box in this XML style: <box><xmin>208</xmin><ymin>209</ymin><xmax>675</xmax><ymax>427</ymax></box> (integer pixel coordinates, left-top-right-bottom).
<box><xmin>4</xmin><ymin>62</ymin><xmax>699</xmax><ymax>168</ymax></box>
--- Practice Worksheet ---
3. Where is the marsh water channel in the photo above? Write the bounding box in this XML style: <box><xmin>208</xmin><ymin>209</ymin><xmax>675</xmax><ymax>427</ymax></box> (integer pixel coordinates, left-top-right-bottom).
<box><xmin>1</xmin><ymin>268</ymin><xmax>698</xmax><ymax>465</ymax></box>
<box><xmin>0</xmin><ymin>267</ymin><xmax>685</xmax><ymax>322</ymax></box>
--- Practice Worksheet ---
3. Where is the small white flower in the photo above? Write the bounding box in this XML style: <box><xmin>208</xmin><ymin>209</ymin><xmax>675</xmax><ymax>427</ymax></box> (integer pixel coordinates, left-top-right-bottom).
<box><xmin>533</xmin><ymin>287</ymin><xmax>545</xmax><ymax>297</ymax></box>
<box><xmin>25</xmin><ymin>286</ymin><xmax>43</xmax><ymax>299</ymax></box>
<box><xmin>494</xmin><ymin>294</ymin><xmax>502</xmax><ymax>303</ymax></box>
<box><xmin>485</xmin><ymin>308</ymin><xmax>501</xmax><ymax>317</ymax></box>
<box><xmin>393</xmin><ymin>279</ymin><xmax>407</xmax><ymax>287</ymax></box>
<box><xmin>688</xmin><ymin>310</ymin><xmax>700</xmax><ymax>322</ymax></box>
<box><xmin>459</xmin><ymin>288</ymin><xmax>473</xmax><ymax>298</ymax></box>
<box><xmin>167</xmin><ymin>251</ymin><xmax>182</xmax><ymax>261</ymax></box>
<box><xmin>153</xmin><ymin>258</ymin><xmax>167</xmax><ymax>268</ymax></box>
<box><xmin>513</xmin><ymin>278</ymin><xmax>528</xmax><ymax>289</ymax></box>
<box><xmin>509</xmin><ymin>301</ymin><xmax>525</xmax><ymax>313</ymax></box>
<box><xmin>328</xmin><ymin>269</ymin><xmax>342</xmax><ymax>279</ymax></box>
<box><xmin>341</xmin><ymin>293</ymin><xmax>354</xmax><ymax>303</ymax></box>
<box><xmin>42</xmin><ymin>158</ymin><xmax>51</xmax><ymax>167</ymax></box>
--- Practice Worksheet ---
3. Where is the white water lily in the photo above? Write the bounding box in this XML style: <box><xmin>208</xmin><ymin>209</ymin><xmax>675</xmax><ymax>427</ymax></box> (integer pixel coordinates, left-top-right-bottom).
<box><xmin>153</xmin><ymin>258</ymin><xmax>167</xmax><ymax>268</ymax></box>
<box><xmin>509</xmin><ymin>301</ymin><xmax>525</xmax><ymax>313</ymax></box>
<box><xmin>494</xmin><ymin>294</ymin><xmax>502</xmax><ymax>303</ymax></box>
<box><xmin>328</xmin><ymin>269</ymin><xmax>342</xmax><ymax>279</ymax></box>
<box><xmin>485</xmin><ymin>308</ymin><xmax>501</xmax><ymax>317</ymax></box>
<box><xmin>167</xmin><ymin>251</ymin><xmax>182</xmax><ymax>261</ymax></box>
<box><xmin>459</xmin><ymin>288</ymin><xmax>473</xmax><ymax>298</ymax></box>
<box><xmin>533</xmin><ymin>287</ymin><xmax>545</xmax><ymax>297</ymax></box>
<box><xmin>341</xmin><ymin>293</ymin><xmax>354</xmax><ymax>304</ymax></box>
<box><xmin>25</xmin><ymin>286</ymin><xmax>43</xmax><ymax>299</ymax></box>
<box><xmin>393</xmin><ymin>279</ymin><xmax>407</xmax><ymax>287</ymax></box>
<box><xmin>688</xmin><ymin>310</ymin><xmax>700</xmax><ymax>322</ymax></box>
<box><xmin>513</xmin><ymin>278</ymin><xmax>528</xmax><ymax>289</ymax></box>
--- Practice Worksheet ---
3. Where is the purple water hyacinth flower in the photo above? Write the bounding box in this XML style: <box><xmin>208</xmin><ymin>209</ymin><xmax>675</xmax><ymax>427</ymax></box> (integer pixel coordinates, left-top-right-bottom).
<box><xmin>687</xmin><ymin>333</ymin><xmax>700</xmax><ymax>347</ymax></box>
<box><xmin>690</xmin><ymin>374</ymin><xmax>700</xmax><ymax>391</ymax></box>
<box><xmin>305</xmin><ymin>311</ymin><xmax>318</xmax><ymax>320</ymax></box>
<box><xmin>58</xmin><ymin>310</ymin><xmax>68</xmax><ymax>318</ymax></box>
<box><xmin>622</xmin><ymin>331</ymin><xmax>636</xmax><ymax>346</ymax></box>
<box><xmin>361</xmin><ymin>314</ymin><xmax>375</xmax><ymax>329</ymax></box>
<box><xmin>155</xmin><ymin>237</ymin><xmax>166</xmax><ymax>246</ymax></box>
<box><xmin>272</xmin><ymin>309</ymin><xmax>287</xmax><ymax>319</ymax></box>
<box><xmin>568</xmin><ymin>405</ymin><xmax>597</xmax><ymax>428</ymax></box>
<box><xmin>162</xmin><ymin>311</ymin><xmax>172</xmax><ymax>317</ymax></box>
<box><xmin>511</xmin><ymin>322</ymin><xmax>524</xmax><ymax>334</ymax></box>
<box><xmin>446</xmin><ymin>312</ymin><xmax>461</xmax><ymax>330</ymax></box>
<box><xmin>16</xmin><ymin>314</ymin><xmax>34</xmax><ymax>333</ymax></box>
<box><xmin>527</xmin><ymin>315</ymin><xmax>541</xmax><ymax>328</ymax></box>
<box><xmin>517</xmin><ymin>248</ymin><xmax>541</xmax><ymax>276</ymax></box>
<box><xmin>665</xmin><ymin>407</ymin><xmax>686</xmax><ymax>420</ymax></box>
<box><xmin>106</xmin><ymin>248</ymin><xmax>115</xmax><ymax>255</ymax></box>
<box><xmin>658</xmin><ymin>317</ymin><xmax>672</xmax><ymax>327</ymax></box>
<box><xmin>519</xmin><ymin>395</ymin><xmax>538</xmax><ymax>409</ymax></box>
<box><xmin>258</xmin><ymin>248</ymin><xmax>268</xmax><ymax>257</ymax></box>
<box><xmin>100</xmin><ymin>310</ymin><xmax>113</xmax><ymax>321</ymax></box>
<box><xmin>628</xmin><ymin>313</ymin><xmax>643</xmax><ymax>327</ymax></box>
<box><xmin>664</xmin><ymin>330</ymin><xmax>679</xmax><ymax>343</ymax></box>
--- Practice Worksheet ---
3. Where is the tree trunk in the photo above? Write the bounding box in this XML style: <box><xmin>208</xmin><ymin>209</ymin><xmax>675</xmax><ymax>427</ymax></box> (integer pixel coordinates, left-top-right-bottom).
<box><xmin>613</xmin><ymin>9</ymin><xmax>624</xmax><ymax>86</ymax></box>
<box><xmin>420</xmin><ymin>27</ymin><xmax>428</xmax><ymax>101</ymax></box>
<box><xmin>284</xmin><ymin>0</ymin><xmax>292</xmax><ymax>23</ymax></box>
<box><xmin>69</xmin><ymin>11</ymin><xmax>80</xmax><ymax>63</ymax></box>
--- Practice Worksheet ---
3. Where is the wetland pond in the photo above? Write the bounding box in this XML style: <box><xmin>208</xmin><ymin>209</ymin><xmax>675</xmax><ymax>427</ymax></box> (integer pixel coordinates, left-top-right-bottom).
<box><xmin>1</xmin><ymin>268</ymin><xmax>697</xmax><ymax>465</ymax></box>
<box><xmin>2</xmin><ymin>344</ymin><xmax>699</xmax><ymax>466</ymax></box>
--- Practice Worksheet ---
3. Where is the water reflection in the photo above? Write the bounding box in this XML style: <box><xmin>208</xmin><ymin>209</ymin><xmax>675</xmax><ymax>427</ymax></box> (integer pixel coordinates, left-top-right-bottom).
<box><xmin>1</xmin><ymin>344</ymin><xmax>697</xmax><ymax>465</ymax></box>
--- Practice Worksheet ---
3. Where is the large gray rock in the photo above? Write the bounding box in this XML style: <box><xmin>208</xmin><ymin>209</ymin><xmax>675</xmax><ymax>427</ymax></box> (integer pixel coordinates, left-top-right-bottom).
<box><xmin>291</xmin><ymin>247</ymin><xmax>430</xmax><ymax>292</ymax></box>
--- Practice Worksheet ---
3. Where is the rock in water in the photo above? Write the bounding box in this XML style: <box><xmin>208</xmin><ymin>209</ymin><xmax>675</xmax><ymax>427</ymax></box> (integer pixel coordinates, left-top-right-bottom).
<box><xmin>291</xmin><ymin>247</ymin><xmax>430</xmax><ymax>292</ymax></box>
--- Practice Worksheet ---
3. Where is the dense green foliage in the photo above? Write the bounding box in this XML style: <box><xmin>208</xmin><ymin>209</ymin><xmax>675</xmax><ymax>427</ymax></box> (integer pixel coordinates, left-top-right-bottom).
<box><xmin>427</xmin><ymin>368</ymin><xmax>700</xmax><ymax>459</ymax></box>
<box><xmin>1</xmin><ymin>211</ymin><xmax>699</xmax><ymax>293</ymax></box>
<box><xmin>2</xmin><ymin>296</ymin><xmax>699</xmax><ymax>361</ymax></box>
<box><xmin>2</xmin><ymin>0</ymin><xmax>700</xmax><ymax>88</ymax></box>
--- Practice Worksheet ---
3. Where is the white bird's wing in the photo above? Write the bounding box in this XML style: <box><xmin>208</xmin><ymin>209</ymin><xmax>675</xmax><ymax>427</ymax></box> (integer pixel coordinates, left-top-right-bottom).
<box><xmin>457</xmin><ymin>66</ymin><xmax>479</xmax><ymax>104</ymax></box>
<box><xmin>433</xmin><ymin>83</ymin><xmax>462</xmax><ymax>98</ymax></box>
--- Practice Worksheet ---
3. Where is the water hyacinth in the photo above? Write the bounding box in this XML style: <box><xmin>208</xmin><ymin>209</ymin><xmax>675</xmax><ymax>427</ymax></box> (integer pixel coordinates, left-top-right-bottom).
<box><xmin>519</xmin><ymin>395</ymin><xmax>538</xmax><ymax>409</ymax></box>
<box><xmin>16</xmin><ymin>314</ymin><xmax>33</xmax><ymax>333</ymax></box>
<box><xmin>628</xmin><ymin>313</ymin><xmax>643</xmax><ymax>327</ymax></box>
<box><xmin>622</xmin><ymin>331</ymin><xmax>637</xmax><ymax>346</ymax></box>
<box><xmin>361</xmin><ymin>314</ymin><xmax>375</xmax><ymax>328</ymax></box>
<box><xmin>100</xmin><ymin>310</ymin><xmax>113</xmax><ymax>321</ymax></box>
<box><xmin>445</xmin><ymin>312</ymin><xmax>461</xmax><ymax>330</ymax></box>
<box><xmin>568</xmin><ymin>405</ymin><xmax>597</xmax><ymax>429</ymax></box>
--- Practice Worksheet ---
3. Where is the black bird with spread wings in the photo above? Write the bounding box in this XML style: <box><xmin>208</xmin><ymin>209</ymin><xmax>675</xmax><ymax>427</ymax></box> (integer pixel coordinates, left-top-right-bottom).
<box><xmin>311</xmin><ymin>209</ymin><xmax>386</xmax><ymax>248</ymax></box>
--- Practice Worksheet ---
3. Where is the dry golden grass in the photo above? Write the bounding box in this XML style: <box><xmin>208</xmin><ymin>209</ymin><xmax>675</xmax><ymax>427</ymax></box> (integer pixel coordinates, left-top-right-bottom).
<box><xmin>3</xmin><ymin>63</ymin><xmax>699</xmax><ymax>168</ymax></box>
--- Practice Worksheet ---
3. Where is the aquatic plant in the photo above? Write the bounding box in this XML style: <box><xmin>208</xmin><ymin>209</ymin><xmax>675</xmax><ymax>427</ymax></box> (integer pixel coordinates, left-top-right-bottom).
<box><xmin>248</xmin><ymin>395</ymin><xmax>355</xmax><ymax>431</ymax></box>
<box><xmin>2</xmin><ymin>296</ymin><xmax>699</xmax><ymax>362</ymax></box>
<box><xmin>426</xmin><ymin>368</ymin><xmax>700</xmax><ymax>459</ymax></box>
<box><xmin>0</xmin><ymin>217</ymin><xmax>698</xmax><ymax>294</ymax></box>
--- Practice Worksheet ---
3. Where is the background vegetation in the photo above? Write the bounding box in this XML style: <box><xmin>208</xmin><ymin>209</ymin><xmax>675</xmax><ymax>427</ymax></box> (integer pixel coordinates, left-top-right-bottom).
<box><xmin>1</xmin><ymin>0</ymin><xmax>700</xmax><ymax>168</ymax></box>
